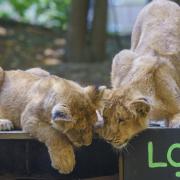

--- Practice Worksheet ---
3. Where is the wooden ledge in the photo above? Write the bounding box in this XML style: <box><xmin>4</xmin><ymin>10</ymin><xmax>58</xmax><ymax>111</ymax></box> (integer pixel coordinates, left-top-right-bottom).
<box><xmin>0</xmin><ymin>131</ymin><xmax>33</xmax><ymax>139</ymax></box>
<box><xmin>0</xmin><ymin>127</ymin><xmax>166</xmax><ymax>140</ymax></box>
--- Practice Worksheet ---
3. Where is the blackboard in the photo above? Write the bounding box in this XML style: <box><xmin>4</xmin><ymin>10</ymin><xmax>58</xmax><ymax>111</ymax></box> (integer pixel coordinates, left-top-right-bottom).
<box><xmin>120</xmin><ymin>128</ymin><xmax>180</xmax><ymax>180</ymax></box>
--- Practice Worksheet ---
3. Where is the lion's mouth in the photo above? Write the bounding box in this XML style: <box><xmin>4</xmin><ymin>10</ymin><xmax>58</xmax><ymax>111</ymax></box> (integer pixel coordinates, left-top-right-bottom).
<box><xmin>106</xmin><ymin>138</ymin><xmax>129</xmax><ymax>150</ymax></box>
<box><xmin>71</xmin><ymin>139</ymin><xmax>92</xmax><ymax>147</ymax></box>
<box><xmin>113</xmin><ymin>142</ymin><xmax>128</xmax><ymax>150</ymax></box>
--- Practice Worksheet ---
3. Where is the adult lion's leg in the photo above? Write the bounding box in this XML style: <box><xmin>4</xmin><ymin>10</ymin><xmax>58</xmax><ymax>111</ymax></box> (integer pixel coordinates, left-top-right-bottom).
<box><xmin>131</xmin><ymin>16</ymin><xmax>142</xmax><ymax>51</ymax></box>
<box><xmin>0</xmin><ymin>119</ymin><xmax>14</xmax><ymax>130</ymax></box>
<box><xmin>21</xmin><ymin>103</ymin><xmax>75</xmax><ymax>174</ymax></box>
<box><xmin>111</xmin><ymin>50</ymin><xmax>136</xmax><ymax>88</ymax></box>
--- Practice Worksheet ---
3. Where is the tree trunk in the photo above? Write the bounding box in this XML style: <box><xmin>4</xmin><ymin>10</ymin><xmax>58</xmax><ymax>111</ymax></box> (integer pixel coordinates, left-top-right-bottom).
<box><xmin>91</xmin><ymin>0</ymin><xmax>107</xmax><ymax>62</ymax></box>
<box><xmin>67</xmin><ymin>0</ymin><xmax>89</xmax><ymax>62</ymax></box>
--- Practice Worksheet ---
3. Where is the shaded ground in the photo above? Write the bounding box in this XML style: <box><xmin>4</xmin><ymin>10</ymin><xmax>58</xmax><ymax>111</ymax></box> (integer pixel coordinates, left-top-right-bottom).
<box><xmin>0</xmin><ymin>20</ymin><xmax>130</xmax><ymax>86</ymax></box>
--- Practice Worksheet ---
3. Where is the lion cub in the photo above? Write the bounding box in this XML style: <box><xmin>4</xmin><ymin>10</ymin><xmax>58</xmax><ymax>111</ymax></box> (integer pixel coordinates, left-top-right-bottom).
<box><xmin>0</xmin><ymin>67</ymin><xmax>105</xmax><ymax>174</ymax></box>
<box><xmin>96</xmin><ymin>0</ymin><xmax>180</xmax><ymax>149</ymax></box>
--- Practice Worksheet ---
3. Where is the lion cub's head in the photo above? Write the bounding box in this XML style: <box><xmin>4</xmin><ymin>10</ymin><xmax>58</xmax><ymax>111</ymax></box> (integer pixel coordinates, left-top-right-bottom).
<box><xmin>49</xmin><ymin>77</ymin><xmax>105</xmax><ymax>147</ymax></box>
<box><xmin>96</xmin><ymin>89</ymin><xmax>150</xmax><ymax>149</ymax></box>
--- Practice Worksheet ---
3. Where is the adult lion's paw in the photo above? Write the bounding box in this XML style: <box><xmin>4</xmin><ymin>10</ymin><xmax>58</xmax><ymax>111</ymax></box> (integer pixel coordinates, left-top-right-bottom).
<box><xmin>50</xmin><ymin>146</ymin><xmax>75</xmax><ymax>174</ymax></box>
<box><xmin>0</xmin><ymin>119</ymin><xmax>14</xmax><ymax>131</ymax></box>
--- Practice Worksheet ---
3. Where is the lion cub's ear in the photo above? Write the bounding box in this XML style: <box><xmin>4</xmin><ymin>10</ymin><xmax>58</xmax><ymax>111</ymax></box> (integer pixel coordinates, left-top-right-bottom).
<box><xmin>51</xmin><ymin>104</ymin><xmax>72</xmax><ymax>122</ymax></box>
<box><xmin>129</xmin><ymin>98</ymin><xmax>150</xmax><ymax>118</ymax></box>
<box><xmin>84</xmin><ymin>86</ymin><xmax>107</xmax><ymax>107</ymax></box>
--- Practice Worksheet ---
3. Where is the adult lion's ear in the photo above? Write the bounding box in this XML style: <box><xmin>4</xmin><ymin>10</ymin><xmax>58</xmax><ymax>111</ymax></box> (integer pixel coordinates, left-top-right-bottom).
<box><xmin>129</xmin><ymin>98</ymin><xmax>150</xmax><ymax>118</ymax></box>
<box><xmin>84</xmin><ymin>85</ymin><xmax>107</xmax><ymax>107</ymax></box>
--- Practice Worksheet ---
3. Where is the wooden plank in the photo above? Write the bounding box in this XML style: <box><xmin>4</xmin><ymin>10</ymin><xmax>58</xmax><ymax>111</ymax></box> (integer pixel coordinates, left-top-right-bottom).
<box><xmin>0</xmin><ymin>127</ymin><xmax>163</xmax><ymax>140</ymax></box>
<box><xmin>0</xmin><ymin>131</ymin><xmax>33</xmax><ymax>139</ymax></box>
<box><xmin>119</xmin><ymin>155</ymin><xmax>124</xmax><ymax>180</ymax></box>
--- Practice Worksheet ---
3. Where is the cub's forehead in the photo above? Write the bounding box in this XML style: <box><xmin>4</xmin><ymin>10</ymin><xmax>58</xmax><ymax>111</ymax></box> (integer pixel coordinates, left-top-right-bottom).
<box><xmin>69</xmin><ymin>95</ymin><xmax>95</xmax><ymax>113</ymax></box>
<box><xmin>104</xmin><ymin>100</ymin><xmax>130</xmax><ymax>118</ymax></box>
<box><xmin>68</xmin><ymin>92</ymin><xmax>91</xmax><ymax>105</ymax></box>
<box><xmin>117</xmin><ymin>105</ymin><xmax>131</xmax><ymax>119</ymax></box>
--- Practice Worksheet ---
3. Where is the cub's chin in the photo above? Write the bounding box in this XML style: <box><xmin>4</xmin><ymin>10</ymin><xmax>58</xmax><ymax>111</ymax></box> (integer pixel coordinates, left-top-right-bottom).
<box><xmin>112</xmin><ymin>142</ymin><xmax>128</xmax><ymax>150</ymax></box>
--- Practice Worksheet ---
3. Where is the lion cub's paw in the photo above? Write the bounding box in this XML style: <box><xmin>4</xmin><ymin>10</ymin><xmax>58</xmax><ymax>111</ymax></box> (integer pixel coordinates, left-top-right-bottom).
<box><xmin>169</xmin><ymin>120</ymin><xmax>180</xmax><ymax>128</ymax></box>
<box><xmin>0</xmin><ymin>119</ymin><xmax>14</xmax><ymax>131</ymax></box>
<box><xmin>50</xmin><ymin>147</ymin><xmax>75</xmax><ymax>174</ymax></box>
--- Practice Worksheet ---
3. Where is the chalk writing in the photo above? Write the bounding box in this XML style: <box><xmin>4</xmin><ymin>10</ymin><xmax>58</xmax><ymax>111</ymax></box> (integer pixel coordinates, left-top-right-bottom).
<box><xmin>148</xmin><ymin>141</ymin><xmax>180</xmax><ymax>178</ymax></box>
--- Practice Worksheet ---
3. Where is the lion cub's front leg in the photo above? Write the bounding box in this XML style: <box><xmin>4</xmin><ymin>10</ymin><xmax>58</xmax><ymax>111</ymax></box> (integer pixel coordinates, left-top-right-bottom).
<box><xmin>45</xmin><ymin>131</ymin><xmax>75</xmax><ymax>174</ymax></box>
<box><xmin>21</xmin><ymin>103</ymin><xmax>75</xmax><ymax>174</ymax></box>
<box><xmin>0</xmin><ymin>119</ymin><xmax>14</xmax><ymax>131</ymax></box>
<box><xmin>48</xmin><ymin>139</ymin><xmax>75</xmax><ymax>174</ymax></box>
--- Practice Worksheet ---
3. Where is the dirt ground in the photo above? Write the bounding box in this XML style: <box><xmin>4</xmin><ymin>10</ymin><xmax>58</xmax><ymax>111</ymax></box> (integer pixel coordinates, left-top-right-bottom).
<box><xmin>0</xmin><ymin>20</ymin><xmax>130</xmax><ymax>86</ymax></box>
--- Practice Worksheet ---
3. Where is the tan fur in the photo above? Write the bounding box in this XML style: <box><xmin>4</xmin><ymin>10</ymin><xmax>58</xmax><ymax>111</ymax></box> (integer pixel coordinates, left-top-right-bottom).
<box><xmin>0</xmin><ymin>67</ymin><xmax>105</xmax><ymax>173</ymax></box>
<box><xmin>97</xmin><ymin>0</ymin><xmax>180</xmax><ymax>149</ymax></box>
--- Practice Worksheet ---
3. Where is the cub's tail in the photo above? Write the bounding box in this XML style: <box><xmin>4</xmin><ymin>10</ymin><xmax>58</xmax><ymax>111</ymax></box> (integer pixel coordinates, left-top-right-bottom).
<box><xmin>0</xmin><ymin>67</ymin><xmax>4</xmax><ymax>87</ymax></box>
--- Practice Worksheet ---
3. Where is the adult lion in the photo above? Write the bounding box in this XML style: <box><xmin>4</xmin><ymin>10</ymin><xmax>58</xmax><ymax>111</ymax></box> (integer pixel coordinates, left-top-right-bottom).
<box><xmin>0</xmin><ymin>67</ymin><xmax>105</xmax><ymax>173</ymax></box>
<box><xmin>96</xmin><ymin>0</ymin><xmax>180</xmax><ymax>149</ymax></box>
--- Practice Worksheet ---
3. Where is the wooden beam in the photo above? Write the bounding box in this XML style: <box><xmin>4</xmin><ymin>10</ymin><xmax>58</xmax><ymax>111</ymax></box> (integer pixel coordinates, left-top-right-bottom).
<box><xmin>0</xmin><ymin>131</ymin><xmax>33</xmax><ymax>139</ymax></box>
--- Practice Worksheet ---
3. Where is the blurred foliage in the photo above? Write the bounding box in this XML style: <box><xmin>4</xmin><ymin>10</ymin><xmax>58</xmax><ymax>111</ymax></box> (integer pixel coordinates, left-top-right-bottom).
<box><xmin>0</xmin><ymin>0</ymin><xmax>71</xmax><ymax>29</ymax></box>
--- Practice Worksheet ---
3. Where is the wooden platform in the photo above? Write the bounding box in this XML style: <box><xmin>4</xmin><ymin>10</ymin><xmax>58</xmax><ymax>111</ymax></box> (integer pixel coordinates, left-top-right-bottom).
<box><xmin>0</xmin><ymin>131</ymin><xmax>119</xmax><ymax>180</ymax></box>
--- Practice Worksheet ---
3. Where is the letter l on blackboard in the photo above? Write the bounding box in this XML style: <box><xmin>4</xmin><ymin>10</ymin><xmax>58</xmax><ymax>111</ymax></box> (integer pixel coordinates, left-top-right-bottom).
<box><xmin>148</xmin><ymin>141</ymin><xmax>167</xmax><ymax>168</ymax></box>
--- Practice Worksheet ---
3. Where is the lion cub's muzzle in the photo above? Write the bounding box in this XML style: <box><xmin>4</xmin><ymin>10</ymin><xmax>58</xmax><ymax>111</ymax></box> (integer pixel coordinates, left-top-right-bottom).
<box><xmin>66</xmin><ymin>128</ymin><xmax>93</xmax><ymax>147</ymax></box>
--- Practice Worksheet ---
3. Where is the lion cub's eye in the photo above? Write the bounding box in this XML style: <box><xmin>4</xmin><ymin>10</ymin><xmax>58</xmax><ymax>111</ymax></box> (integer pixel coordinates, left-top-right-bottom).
<box><xmin>117</xmin><ymin>118</ymin><xmax>124</xmax><ymax>123</ymax></box>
